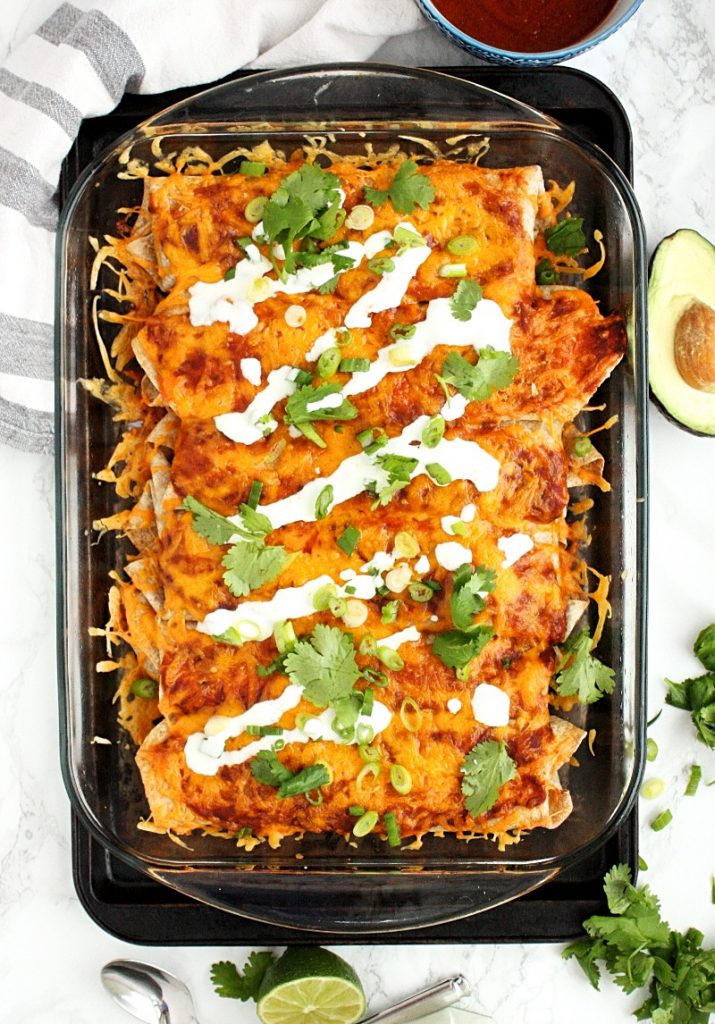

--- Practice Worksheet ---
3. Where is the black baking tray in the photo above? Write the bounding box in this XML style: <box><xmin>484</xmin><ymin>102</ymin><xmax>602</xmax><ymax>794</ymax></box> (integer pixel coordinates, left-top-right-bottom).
<box><xmin>62</xmin><ymin>65</ymin><xmax>637</xmax><ymax>944</ymax></box>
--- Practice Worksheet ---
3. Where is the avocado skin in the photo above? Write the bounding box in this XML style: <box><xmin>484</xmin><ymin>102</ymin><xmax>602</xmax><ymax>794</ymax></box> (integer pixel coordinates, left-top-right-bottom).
<box><xmin>648</xmin><ymin>228</ymin><xmax>715</xmax><ymax>437</ymax></box>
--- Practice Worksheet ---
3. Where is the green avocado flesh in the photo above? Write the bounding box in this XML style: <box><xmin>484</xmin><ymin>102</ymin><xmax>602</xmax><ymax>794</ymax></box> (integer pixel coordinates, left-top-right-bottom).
<box><xmin>649</xmin><ymin>228</ymin><xmax>715</xmax><ymax>435</ymax></box>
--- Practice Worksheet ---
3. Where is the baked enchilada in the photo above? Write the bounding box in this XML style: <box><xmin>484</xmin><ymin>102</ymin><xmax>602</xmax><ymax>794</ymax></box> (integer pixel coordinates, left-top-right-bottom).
<box><xmin>88</xmin><ymin>149</ymin><xmax>626</xmax><ymax>849</ymax></box>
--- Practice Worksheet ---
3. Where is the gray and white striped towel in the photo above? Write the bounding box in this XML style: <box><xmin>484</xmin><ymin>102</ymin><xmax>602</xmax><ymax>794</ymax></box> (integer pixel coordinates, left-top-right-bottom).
<box><xmin>0</xmin><ymin>0</ymin><xmax>447</xmax><ymax>454</ymax></box>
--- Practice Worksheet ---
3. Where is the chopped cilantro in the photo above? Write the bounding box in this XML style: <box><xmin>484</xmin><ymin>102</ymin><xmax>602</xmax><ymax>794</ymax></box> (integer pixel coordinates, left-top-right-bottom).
<box><xmin>450</xmin><ymin>565</ymin><xmax>496</xmax><ymax>632</ymax></box>
<box><xmin>460</xmin><ymin>739</ymin><xmax>516</xmax><ymax>817</ymax></box>
<box><xmin>441</xmin><ymin>348</ymin><xmax>520</xmax><ymax>402</ymax></box>
<box><xmin>564</xmin><ymin>863</ymin><xmax>715</xmax><ymax>1024</ymax></box>
<box><xmin>260</xmin><ymin>163</ymin><xmax>344</xmax><ymax>276</ymax></box>
<box><xmin>371</xmin><ymin>451</ymin><xmax>418</xmax><ymax>506</ymax></box>
<box><xmin>181</xmin><ymin>495</ymin><xmax>236</xmax><ymax>545</ymax></box>
<box><xmin>284</xmin><ymin>382</ymin><xmax>358</xmax><ymax>448</ymax></box>
<box><xmin>449</xmin><ymin>279</ymin><xmax>483</xmax><ymax>321</ymax></box>
<box><xmin>363</xmin><ymin>160</ymin><xmax>436</xmax><ymax>214</ymax></box>
<box><xmin>221</xmin><ymin>541</ymin><xmax>293</xmax><ymax>598</ymax></box>
<box><xmin>545</xmin><ymin>216</ymin><xmax>587</xmax><ymax>257</ymax></box>
<box><xmin>283</xmin><ymin>624</ymin><xmax>360</xmax><ymax>707</ymax></box>
<box><xmin>554</xmin><ymin>628</ymin><xmax>615</xmax><ymax>704</ymax></box>
<box><xmin>249</xmin><ymin>749</ymin><xmax>293</xmax><ymax>787</ymax></box>
<box><xmin>432</xmin><ymin>625</ymin><xmax>494</xmax><ymax>670</ymax></box>
<box><xmin>210</xmin><ymin>952</ymin><xmax>277</xmax><ymax>1001</ymax></box>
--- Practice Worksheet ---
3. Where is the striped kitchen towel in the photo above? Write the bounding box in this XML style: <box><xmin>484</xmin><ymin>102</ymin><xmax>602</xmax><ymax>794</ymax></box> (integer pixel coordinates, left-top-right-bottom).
<box><xmin>0</xmin><ymin>0</ymin><xmax>436</xmax><ymax>454</ymax></box>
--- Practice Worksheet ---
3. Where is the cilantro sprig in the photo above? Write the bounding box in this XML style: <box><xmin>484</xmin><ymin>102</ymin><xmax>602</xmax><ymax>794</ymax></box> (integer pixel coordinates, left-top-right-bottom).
<box><xmin>461</xmin><ymin>739</ymin><xmax>516</xmax><ymax>818</ymax></box>
<box><xmin>545</xmin><ymin>216</ymin><xmax>587</xmax><ymax>257</ymax></box>
<box><xmin>564</xmin><ymin>864</ymin><xmax>715</xmax><ymax>1024</ymax></box>
<box><xmin>261</xmin><ymin>163</ymin><xmax>345</xmax><ymax>276</ymax></box>
<box><xmin>284</xmin><ymin>382</ymin><xmax>358</xmax><ymax>448</ymax></box>
<box><xmin>450</xmin><ymin>279</ymin><xmax>483</xmax><ymax>321</ymax></box>
<box><xmin>450</xmin><ymin>564</ymin><xmax>496</xmax><ymax>631</ymax></box>
<box><xmin>211</xmin><ymin>952</ymin><xmax>277</xmax><ymax>1001</ymax></box>
<box><xmin>363</xmin><ymin>160</ymin><xmax>436</xmax><ymax>214</ymax></box>
<box><xmin>250</xmin><ymin>750</ymin><xmax>331</xmax><ymax>798</ymax></box>
<box><xmin>440</xmin><ymin>348</ymin><xmax>520</xmax><ymax>402</ymax></box>
<box><xmin>283</xmin><ymin>624</ymin><xmax>360</xmax><ymax>707</ymax></box>
<box><xmin>369</xmin><ymin>452</ymin><xmax>419</xmax><ymax>506</ymax></box>
<box><xmin>554</xmin><ymin>628</ymin><xmax>616</xmax><ymax>704</ymax></box>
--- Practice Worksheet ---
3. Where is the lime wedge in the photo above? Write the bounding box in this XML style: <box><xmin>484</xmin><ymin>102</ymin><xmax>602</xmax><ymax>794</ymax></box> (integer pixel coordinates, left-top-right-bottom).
<box><xmin>256</xmin><ymin>947</ymin><xmax>366</xmax><ymax>1024</ymax></box>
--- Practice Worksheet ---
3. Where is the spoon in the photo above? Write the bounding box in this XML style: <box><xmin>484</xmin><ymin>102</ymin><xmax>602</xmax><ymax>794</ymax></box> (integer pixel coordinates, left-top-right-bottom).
<box><xmin>101</xmin><ymin>960</ymin><xmax>200</xmax><ymax>1024</ymax></box>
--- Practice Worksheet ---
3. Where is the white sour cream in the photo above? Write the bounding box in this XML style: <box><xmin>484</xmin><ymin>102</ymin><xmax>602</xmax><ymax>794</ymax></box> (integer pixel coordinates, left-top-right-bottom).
<box><xmin>240</xmin><ymin>357</ymin><xmax>262</xmax><ymax>386</ymax></box>
<box><xmin>471</xmin><ymin>683</ymin><xmax>510</xmax><ymax>727</ymax></box>
<box><xmin>435</xmin><ymin>541</ymin><xmax>473</xmax><ymax>571</ymax></box>
<box><xmin>498</xmin><ymin>533</ymin><xmax>534</xmax><ymax>568</ymax></box>
<box><xmin>447</xmin><ymin>698</ymin><xmax>462</xmax><ymax>714</ymax></box>
<box><xmin>213</xmin><ymin>366</ymin><xmax>296</xmax><ymax>445</ymax></box>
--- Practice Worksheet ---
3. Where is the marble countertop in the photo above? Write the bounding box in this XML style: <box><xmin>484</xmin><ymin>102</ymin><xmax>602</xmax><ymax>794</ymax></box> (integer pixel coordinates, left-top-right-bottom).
<box><xmin>1</xmin><ymin>2</ymin><xmax>714</xmax><ymax>1022</ymax></box>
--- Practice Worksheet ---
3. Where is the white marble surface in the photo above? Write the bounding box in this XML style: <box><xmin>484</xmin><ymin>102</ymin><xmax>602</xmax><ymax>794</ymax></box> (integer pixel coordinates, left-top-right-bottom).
<box><xmin>1</xmin><ymin>2</ymin><xmax>714</xmax><ymax>1022</ymax></box>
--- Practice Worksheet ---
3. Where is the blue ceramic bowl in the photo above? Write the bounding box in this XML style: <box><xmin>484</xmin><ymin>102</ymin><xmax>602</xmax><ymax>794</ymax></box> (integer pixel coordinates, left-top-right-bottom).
<box><xmin>416</xmin><ymin>0</ymin><xmax>645</xmax><ymax>66</ymax></box>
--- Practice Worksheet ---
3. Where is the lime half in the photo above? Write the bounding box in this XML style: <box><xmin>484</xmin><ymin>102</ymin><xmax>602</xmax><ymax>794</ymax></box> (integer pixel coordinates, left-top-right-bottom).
<box><xmin>256</xmin><ymin>947</ymin><xmax>366</xmax><ymax>1024</ymax></box>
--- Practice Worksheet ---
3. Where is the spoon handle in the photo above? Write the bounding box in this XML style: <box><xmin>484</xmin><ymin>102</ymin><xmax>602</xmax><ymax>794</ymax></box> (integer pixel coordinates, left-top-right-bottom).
<box><xmin>360</xmin><ymin>975</ymin><xmax>471</xmax><ymax>1024</ymax></box>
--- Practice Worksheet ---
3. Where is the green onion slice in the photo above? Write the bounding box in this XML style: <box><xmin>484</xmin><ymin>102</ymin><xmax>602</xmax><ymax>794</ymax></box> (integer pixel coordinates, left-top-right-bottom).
<box><xmin>337</xmin><ymin>524</ymin><xmax>360</xmax><ymax>556</ymax></box>
<box><xmin>315</xmin><ymin>484</ymin><xmax>334</xmax><ymax>520</ymax></box>
<box><xmin>381</xmin><ymin>601</ymin><xmax>399</xmax><ymax>624</ymax></box>
<box><xmin>384</xmin><ymin>811</ymin><xmax>401</xmax><ymax>847</ymax></box>
<box><xmin>352</xmin><ymin>810</ymin><xmax>379</xmax><ymax>837</ymax></box>
<box><xmin>246</xmin><ymin>479</ymin><xmax>263</xmax><ymax>509</ymax></box>
<box><xmin>339</xmin><ymin>358</ymin><xmax>371</xmax><ymax>373</ymax></box>
<box><xmin>650</xmin><ymin>809</ymin><xmax>673</xmax><ymax>832</ymax></box>
<box><xmin>426</xmin><ymin>462</ymin><xmax>452</xmax><ymax>486</ymax></box>
<box><xmin>367</xmin><ymin>257</ymin><xmax>395</xmax><ymax>275</ymax></box>
<box><xmin>356</xmin><ymin>762</ymin><xmax>381</xmax><ymax>792</ymax></box>
<box><xmin>389</xmin><ymin>323</ymin><xmax>416</xmax><ymax>341</ymax></box>
<box><xmin>239</xmin><ymin>160</ymin><xmax>267</xmax><ymax>176</ymax></box>
<box><xmin>349</xmin><ymin>805</ymin><xmax>365</xmax><ymax>817</ymax></box>
<box><xmin>641</xmin><ymin>777</ymin><xmax>665</xmax><ymax>800</ymax></box>
<box><xmin>131</xmin><ymin>677</ymin><xmax>158</xmax><ymax>699</ymax></box>
<box><xmin>244</xmin><ymin>195</ymin><xmax>267</xmax><ymax>223</ymax></box>
<box><xmin>447</xmin><ymin>235</ymin><xmax>478</xmax><ymax>256</ymax></box>
<box><xmin>685</xmin><ymin>764</ymin><xmax>702</xmax><ymax>796</ymax></box>
<box><xmin>646</xmin><ymin>737</ymin><xmax>658</xmax><ymax>762</ymax></box>
<box><xmin>245</xmin><ymin>725</ymin><xmax>283</xmax><ymax>736</ymax></box>
<box><xmin>421</xmin><ymin>416</ymin><xmax>445</xmax><ymax>449</ymax></box>
<box><xmin>375</xmin><ymin>646</ymin><xmax>404</xmax><ymax>671</ymax></box>
<box><xmin>399</xmin><ymin>697</ymin><xmax>422</xmax><ymax>732</ymax></box>
<box><xmin>408</xmin><ymin>582</ymin><xmax>433</xmax><ymax>603</ymax></box>
<box><xmin>356</xmin><ymin>723</ymin><xmax>375</xmax><ymax>745</ymax></box>
<box><xmin>390</xmin><ymin>764</ymin><xmax>412</xmax><ymax>795</ymax></box>
<box><xmin>362</xmin><ymin>688</ymin><xmax>374</xmax><ymax>717</ymax></box>
<box><xmin>317</xmin><ymin>347</ymin><xmax>341</xmax><ymax>379</ymax></box>
<box><xmin>358</xmin><ymin>743</ymin><xmax>381</xmax><ymax>764</ymax></box>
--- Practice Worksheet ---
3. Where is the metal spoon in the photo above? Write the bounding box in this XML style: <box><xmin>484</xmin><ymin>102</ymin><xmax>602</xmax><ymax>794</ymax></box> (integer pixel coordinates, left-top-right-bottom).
<box><xmin>101</xmin><ymin>960</ymin><xmax>200</xmax><ymax>1024</ymax></box>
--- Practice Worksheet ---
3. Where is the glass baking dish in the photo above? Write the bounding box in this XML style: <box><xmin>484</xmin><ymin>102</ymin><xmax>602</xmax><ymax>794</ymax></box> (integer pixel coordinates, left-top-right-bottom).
<box><xmin>55</xmin><ymin>65</ymin><xmax>648</xmax><ymax>933</ymax></box>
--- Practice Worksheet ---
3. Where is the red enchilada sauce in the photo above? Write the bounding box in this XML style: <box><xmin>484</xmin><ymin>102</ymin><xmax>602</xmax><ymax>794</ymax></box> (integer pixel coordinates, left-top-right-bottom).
<box><xmin>433</xmin><ymin>0</ymin><xmax>619</xmax><ymax>53</ymax></box>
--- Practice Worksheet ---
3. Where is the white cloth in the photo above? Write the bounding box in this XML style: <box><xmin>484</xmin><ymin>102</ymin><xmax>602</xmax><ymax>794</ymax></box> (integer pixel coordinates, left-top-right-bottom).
<box><xmin>0</xmin><ymin>0</ymin><xmax>469</xmax><ymax>453</ymax></box>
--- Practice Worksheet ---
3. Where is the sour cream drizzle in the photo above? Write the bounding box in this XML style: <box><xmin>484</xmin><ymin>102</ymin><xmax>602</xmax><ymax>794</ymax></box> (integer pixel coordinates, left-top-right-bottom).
<box><xmin>234</xmin><ymin>407</ymin><xmax>500</xmax><ymax>533</ymax></box>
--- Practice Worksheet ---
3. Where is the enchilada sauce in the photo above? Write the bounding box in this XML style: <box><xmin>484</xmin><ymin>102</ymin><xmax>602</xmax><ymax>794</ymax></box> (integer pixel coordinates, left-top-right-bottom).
<box><xmin>433</xmin><ymin>0</ymin><xmax>619</xmax><ymax>53</ymax></box>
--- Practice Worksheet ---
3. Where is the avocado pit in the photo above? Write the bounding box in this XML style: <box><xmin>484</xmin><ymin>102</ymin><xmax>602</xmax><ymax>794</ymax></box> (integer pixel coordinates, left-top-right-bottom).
<box><xmin>674</xmin><ymin>299</ymin><xmax>715</xmax><ymax>393</ymax></box>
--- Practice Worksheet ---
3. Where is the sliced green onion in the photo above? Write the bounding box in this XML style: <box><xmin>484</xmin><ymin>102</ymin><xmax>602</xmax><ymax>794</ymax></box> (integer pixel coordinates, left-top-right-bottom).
<box><xmin>376</xmin><ymin>585</ymin><xmax>390</xmax><ymax>598</ymax></box>
<box><xmin>315</xmin><ymin>484</ymin><xmax>334</xmax><ymax>520</ymax></box>
<box><xmin>335</xmin><ymin>327</ymin><xmax>352</xmax><ymax>348</ymax></box>
<box><xmin>408</xmin><ymin>582</ymin><xmax>433</xmax><ymax>603</ymax></box>
<box><xmin>438</xmin><ymin>262</ymin><xmax>467</xmax><ymax>278</ymax></box>
<box><xmin>245</xmin><ymin>725</ymin><xmax>283</xmax><ymax>736</ymax></box>
<box><xmin>317</xmin><ymin>347</ymin><xmax>341</xmax><ymax>379</ymax></box>
<box><xmin>447</xmin><ymin>234</ymin><xmax>478</xmax><ymax>256</ymax></box>
<box><xmin>394</xmin><ymin>531</ymin><xmax>420</xmax><ymax>558</ymax></box>
<box><xmin>451</xmin><ymin>521</ymin><xmax>468</xmax><ymax>536</ymax></box>
<box><xmin>455</xmin><ymin>664</ymin><xmax>471</xmax><ymax>683</ymax></box>
<box><xmin>421</xmin><ymin>415</ymin><xmax>445</xmax><ymax>449</ymax></box>
<box><xmin>235</xmin><ymin>235</ymin><xmax>253</xmax><ymax>251</ymax></box>
<box><xmin>359</xmin><ymin>634</ymin><xmax>377</xmax><ymax>657</ymax></box>
<box><xmin>246</xmin><ymin>479</ymin><xmax>263</xmax><ymax>509</ymax></box>
<box><xmin>239</xmin><ymin>160</ymin><xmax>266</xmax><ymax>176</ymax></box>
<box><xmin>131</xmin><ymin>677</ymin><xmax>158</xmax><ymax>699</ymax></box>
<box><xmin>356</xmin><ymin>762</ymin><xmax>381</xmax><ymax>792</ymax></box>
<box><xmin>352</xmin><ymin>810</ymin><xmax>379</xmax><ymax>837</ymax></box>
<box><xmin>375</xmin><ymin>646</ymin><xmax>404</xmax><ymax>671</ymax></box>
<box><xmin>394</xmin><ymin>225</ymin><xmax>425</xmax><ymax>247</ymax></box>
<box><xmin>223</xmin><ymin>265</ymin><xmax>236</xmax><ymax>281</ymax></box>
<box><xmin>273</xmin><ymin>620</ymin><xmax>296</xmax><ymax>654</ymax></box>
<box><xmin>535</xmin><ymin>257</ymin><xmax>558</xmax><ymax>285</ymax></box>
<box><xmin>651</xmin><ymin>809</ymin><xmax>672</xmax><ymax>832</ymax></box>
<box><xmin>358</xmin><ymin>743</ymin><xmax>381</xmax><ymax>764</ymax></box>
<box><xmin>365</xmin><ymin>434</ymin><xmax>388</xmax><ymax>455</ymax></box>
<box><xmin>367</xmin><ymin>257</ymin><xmax>395</xmax><ymax>275</ymax></box>
<box><xmin>329</xmin><ymin>596</ymin><xmax>347</xmax><ymax>618</ymax></box>
<box><xmin>345</xmin><ymin>585</ymin><xmax>356</xmax><ymax>595</ymax></box>
<box><xmin>638</xmin><ymin>855</ymin><xmax>648</xmax><ymax>871</ymax></box>
<box><xmin>573</xmin><ymin>436</ymin><xmax>593</xmax><ymax>458</ymax></box>
<box><xmin>305</xmin><ymin>788</ymin><xmax>324</xmax><ymax>806</ymax></box>
<box><xmin>349</xmin><ymin>805</ymin><xmax>366</xmax><ymax>817</ymax></box>
<box><xmin>356</xmin><ymin>723</ymin><xmax>375</xmax><ymax>745</ymax></box>
<box><xmin>296</xmin><ymin>713</ymin><xmax>318</xmax><ymax>732</ymax></box>
<box><xmin>685</xmin><ymin>764</ymin><xmax>702</xmax><ymax>796</ymax></box>
<box><xmin>362</xmin><ymin>688</ymin><xmax>374</xmax><ymax>717</ymax></box>
<box><xmin>646</xmin><ymin>737</ymin><xmax>658</xmax><ymax>762</ymax></box>
<box><xmin>361</xmin><ymin>667</ymin><xmax>388</xmax><ymax>688</ymax></box>
<box><xmin>339</xmin><ymin>358</ymin><xmax>370</xmax><ymax>373</ymax></box>
<box><xmin>356</xmin><ymin>428</ymin><xmax>374</xmax><ymax>448</ymax></box>
<box><xmin>245</xmin><ymin>196</ymin><xmax>267</xmax><ymax>223</ymax></box>
<box><xmin>400</xmin><ymin>697</ymin><xmax>422</xmax><ymax>732</ymax></box>
<box><xmin>384</xmin><ymin>811</ymin><xmax>401</xmax><ymax>847</ymax></box>
<box><xmin>381</xmin><ymin>601</ymin><xmax>399</xmax><ymax>624</ymax></box>
<box><xmin>273</xmin><ymin>739</ymin><xmax>286</xmax><ymax>751</ymax></box>
<box><xmin>641</xmin><ymin>777</ymin><xmax>665</xmax><ymax>800</ymax></box>
<box><xmin>237</xmin><ymin>826</ymin><xmax>253</xmax><ymax>839</ymax></box>
<box><xmin>337</xmin><ymin>524</ymin><xmax>360</xmax><ymax>556</ymax></box>
<box><xmin>390</xmin><ymin>764</ymin><xmax>412</xmax><ymax>795</ymax></box>
<box><xmin>313</xmin><ymin>583</ymin><xmax>337</xmax><ymax>611</ymax></box>
<box><xmin>292</xmin><ymin>367</ymin><xmax>313</xmax><ymax>386</ymax></box>
<box><xmin>389</xmin><ymin>323</ymin><xmax>416</xmax><ymax>341</ymax></box>
<box><xmin>426</xmin><ymin>462</ymin><xmax>452</xmax><ymax>486</ymax></box>
<box><xmin>346</xmin><ymin>204</ymin><xmax>375</xmax><ymax>231</ymax></box>
<box><xmin>333</xmin><ymin>721</ymin><xmax>355</xmax><ymax>742</ymax></box>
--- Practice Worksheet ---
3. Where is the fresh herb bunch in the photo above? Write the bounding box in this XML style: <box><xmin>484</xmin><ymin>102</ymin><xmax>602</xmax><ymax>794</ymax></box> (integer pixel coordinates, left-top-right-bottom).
<box><xmin>564</xmin><ymin>864</ymin><xmax>715</xmax><ymax>1023</ymax></box>
<box><xmin>665</xmin><ymin>621</ymin><xmax>715</xmax><ymax>748</ymax></box>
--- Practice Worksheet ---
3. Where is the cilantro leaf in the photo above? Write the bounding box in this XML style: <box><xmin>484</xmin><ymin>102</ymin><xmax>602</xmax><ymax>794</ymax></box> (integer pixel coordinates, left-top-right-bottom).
<box><xmin>284</xmin><ymin>382</ymin><xmax>358</xmax><ymax>448</ymax></box>
<box><xmin>554</xmin><ymin>628</ymin><xmax>615</xmax><ymax>704</ymax></box>
<box><xmin>545</xmin><ymin>216</ymin><xmax>587</xmax><ymax>257</ymax></box>
<box><xmin>261</xmin><ymin>164</ymin><xmax>343</xmax><ymax>275</ymax></box>
<box><xmin>449</xmin><ymin>279</ymin><xmax>483</xmax><ymax>322</ymax></box>
<box><xmin>450</xmin><ymin>565</ymin><xmax>496</xmax><ymax>631</ymax></box>
<box><xmin>211</xmin><ymin>952</ymin><xmax>277</xmax><ymax>1001</ymax></box>
<box><xmin>665</xmin><ymin>673</ymin><xmax>715</xmax><ymax>749</ymax></box>
<box><xmin>221</xmin><ymin>541</ymin><xmax>293</xmax><ymax>598</ymax></box>
<box><xmin>370</xmin><ymin>451</ymin><xmax>419</xmax><ymax>506</ymax></box>
<box><xmin>564</xmin><ymin>865</ymin><xmax>715</xmax><ymax>1024</ymax></box>
<box><xmin>284</xmin><ymin>624</ymin><xmax>360</xmax><ymax>707</ymax></box>
<box><xmin>363</xmin><ymin>160</ymin><xmax>436</xmax><ymax>214</ymax></box>
<box><xmin>441</xmin><ymin>348</ymin><xmax>520</xmax><ymax>402</ymax></box>
<box><xmin>694</xmin><ymin>623</ymin><xmax>715</xmax><ymax>671</ymax></box>
<box><xmin>182</xmin><ymin>495</ymin><xmax>236</xmax><ymax>545</ymax></box>
<box><xmin>460</xmin><ymin>739</ymin><xmax>516</xmax><ymax>818</ymax></box>
<box><xmin>432</xmin><ymin>625</ymin><xmax>494</xmax><ymax>669</ymax></box>
<box><xmin>250</xmin><ymin>749</ymin><xmax>293</xmax><ymax>787</ymax></box>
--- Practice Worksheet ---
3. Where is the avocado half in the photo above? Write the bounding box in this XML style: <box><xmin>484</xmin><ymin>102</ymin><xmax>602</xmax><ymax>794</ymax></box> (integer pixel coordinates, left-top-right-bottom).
<box><xmin>649</xmin><ymin>228</ymin><xmax>715</xmax><ymax>436</ymax></box>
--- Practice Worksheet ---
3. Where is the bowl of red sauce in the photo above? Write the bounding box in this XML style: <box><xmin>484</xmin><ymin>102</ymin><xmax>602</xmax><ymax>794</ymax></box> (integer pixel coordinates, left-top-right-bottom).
<box><xmin>416</xmin><ymin>0</ymin><xmax>644</xmax><ymax>65</ymax></box>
